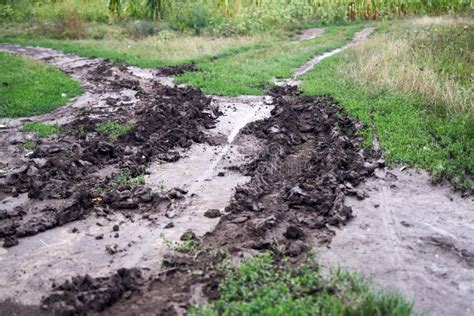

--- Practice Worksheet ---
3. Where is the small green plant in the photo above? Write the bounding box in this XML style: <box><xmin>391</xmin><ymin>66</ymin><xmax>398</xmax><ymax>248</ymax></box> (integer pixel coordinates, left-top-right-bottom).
<box><xmin>111</xmin><ymin>168</ymin><xmax>145</xmax><ymax>187</ymax></box>
<box><xmin>19</xmin><ymin>141</ymin><xmax>37</xmax><ymax>151</ymax></box>
<box><xmin>22</xmin><ymin>121</ymin><xmax>63</xmax><ymax>138</ymax></box>
<box><xmin>96</xmin><ymin>121</ymin><xmax>134</xmax><ymax>140</ymax></box>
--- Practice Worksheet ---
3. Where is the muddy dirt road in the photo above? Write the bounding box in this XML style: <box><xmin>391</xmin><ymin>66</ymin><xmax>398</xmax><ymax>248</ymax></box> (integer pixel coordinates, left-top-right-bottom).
<box><xmin>0</xmin><ymin>27</ymin><xmax>473</xmax><ymax>316</ymax></box>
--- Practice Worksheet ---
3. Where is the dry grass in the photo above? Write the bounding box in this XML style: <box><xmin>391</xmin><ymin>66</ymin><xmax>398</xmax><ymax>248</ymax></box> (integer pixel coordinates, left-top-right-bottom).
<box><xmin>344</xmin><ymin>17</ymin><xmax>473</xmax><ymax>116</ymax></box>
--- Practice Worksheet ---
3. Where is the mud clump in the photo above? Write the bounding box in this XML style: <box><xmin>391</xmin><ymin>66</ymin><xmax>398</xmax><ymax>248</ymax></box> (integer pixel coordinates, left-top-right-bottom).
<box><xmin>42</xmin><ymin>268</ymin><xmax>143</xmax><ymax>315</ymax></box>
<box><xmin>220</xmin><ymin>86</ymin><xmax>374</xmax><ymax>248</ymax></box>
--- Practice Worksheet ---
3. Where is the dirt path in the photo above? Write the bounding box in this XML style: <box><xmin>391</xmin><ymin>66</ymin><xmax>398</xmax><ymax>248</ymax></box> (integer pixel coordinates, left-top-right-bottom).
<box><xmin>0</xmin><ymin>28</ymin><xmax>472</xmax><ymax>315</ymax></box>
<box><xmin>317</xmin><ymin>168</ymin><xmax>474</xmax><ymax>316</ymax></box>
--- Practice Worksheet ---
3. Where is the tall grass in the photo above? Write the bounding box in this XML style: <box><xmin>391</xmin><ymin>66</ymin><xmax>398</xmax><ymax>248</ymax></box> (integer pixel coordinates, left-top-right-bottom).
<box><xmin>1</xmin><ymin>0</ymin><xmax>472</xmax><ymax>35</ymax></box>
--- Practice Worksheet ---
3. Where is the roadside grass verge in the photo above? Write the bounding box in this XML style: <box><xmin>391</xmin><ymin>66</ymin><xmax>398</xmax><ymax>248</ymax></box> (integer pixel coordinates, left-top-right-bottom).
<box><xmin>302</xmin><ymin>17</ymin><xmax>473</xmax><ymax>191</ymax></box>
<box><xmin>0</xmin><ymin>34</ymin><xmax>273</xmax><ymax>68</ymax></box>
<box><xmin>191</xmin><ymin>253</ymin><xmax>412</xmax><ymax>316</ymax></box>
<box><xmin>175</xmin><ymin>24</ymin><xmax>368</xmax><ymax>96</ymax></box>
<box><xmin>22</xmin><ymin>121</ymin><xmax>63</xmax><ymax>138</ymax></box>
<box><xmin>0</xmin><ymin>52</ymin><xmax>82</xmax><ymax>118</ymax></box>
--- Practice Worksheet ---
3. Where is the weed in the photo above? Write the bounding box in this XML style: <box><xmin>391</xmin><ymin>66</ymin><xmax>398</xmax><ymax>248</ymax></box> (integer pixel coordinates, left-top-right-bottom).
<box><xmin>110</xmin><ymin>168</ymin><xmax>144</xmax><ymax>188</ymax></box>
<box><xmin>96</xmin><ymin>121</ymin><xmax>134</xmax><ymax>140</ymax></box>
<box><xmin>22</xmin><ymin>121</ymin><xmax>63</xmax><ymax>138</ymax></box>
<box><xmin>302</xmin><ymin>18</ymin><xmax>473</xmax><ymax>191</ymax></box>
<box><xmin>159</xmin><ymin>179</ymin><xmax>166</xmax><ymax>192</ymax></box>
<box><xmin>18</xmin><ymin>141</ymin><xmax>37</xmax><ymax>152</ymax></box>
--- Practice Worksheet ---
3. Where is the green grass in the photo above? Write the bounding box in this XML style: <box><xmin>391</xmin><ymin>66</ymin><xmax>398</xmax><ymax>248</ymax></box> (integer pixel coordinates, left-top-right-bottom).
<box><xmin>96</xmin><ymin>121</ymin><xmax>133</xmax><ymax>140</ymax></box>
<box><xmin>0</xmin><ymin>35</ymin><xmax>272</xmax><ymax>68</ymax></box>
<box><xmin>0</xmin><ymin>52</ymin><xmax>82</xmax><ymax>118</ymax></box>
<box><xmin>191</xmin><ymin>253</ymin><xmax>412</xmax><ymax>316</ymax></box>
<box><xmin>301</xmin><ymin>53</ymin><xmax>473</xmax><ymax>191</ymax></box>
<box><xmin>111</xmin><ymin>168</ymin><xmax>145</xmax><ymax>188</ymax></box>
<box><xmin>22</xmin><ymin>121</ymin><xmax>63</xmax><ymax>138</ymax></box>
<box><xmin>176</xmin><ymin>24</ymin><xmax>367</xmax><ymax>96</ymax></box>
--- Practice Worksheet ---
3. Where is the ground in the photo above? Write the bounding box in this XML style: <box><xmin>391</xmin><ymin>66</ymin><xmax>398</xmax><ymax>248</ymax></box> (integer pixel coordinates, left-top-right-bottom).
<box><xmin>0</xmin><ymin>14</ymin><xmax>473</xmax><ymax>316</ymax></box>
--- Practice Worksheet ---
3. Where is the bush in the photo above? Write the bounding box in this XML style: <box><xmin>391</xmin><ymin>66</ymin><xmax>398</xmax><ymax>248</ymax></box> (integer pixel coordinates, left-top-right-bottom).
<box><xmin>168</xmin><ymin>2</ymin><xmax>222</xmax><ymax>34</ymax></box>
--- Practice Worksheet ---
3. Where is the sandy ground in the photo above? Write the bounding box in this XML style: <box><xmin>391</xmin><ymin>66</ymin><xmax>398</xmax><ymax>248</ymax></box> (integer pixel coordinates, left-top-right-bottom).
<box><xmin>317</xmin><ymin>168</ymin><xmax>474</xmax><ymax>316</ymax></box>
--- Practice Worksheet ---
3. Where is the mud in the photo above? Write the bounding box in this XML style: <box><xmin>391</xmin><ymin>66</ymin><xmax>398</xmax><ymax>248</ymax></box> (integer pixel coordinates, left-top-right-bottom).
<box><xmin>316</xmin><ymin>168</ymin><xmax>474</xmax><ymax>316</ymax></box>
<box><xmin>106</xmin><ymin>86</ymin><xmax>377</xmax><ymax>315</ymax></box>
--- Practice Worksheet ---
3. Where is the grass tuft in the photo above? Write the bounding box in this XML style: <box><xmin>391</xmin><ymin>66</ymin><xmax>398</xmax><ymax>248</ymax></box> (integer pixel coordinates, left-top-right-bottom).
<box><xmin>22</xmin><ymin>121</ymin><xmax>63</xmax><ymax>138</ymax></box>
<box><xmin>96</xmin><ymin>121</ymin><xmax>134</xmax><ymax>140</ymax></box>
<box><xmin>191</xmin><ymin>253</ymin><xmax>412</xmax><ymax>316</ymax></box>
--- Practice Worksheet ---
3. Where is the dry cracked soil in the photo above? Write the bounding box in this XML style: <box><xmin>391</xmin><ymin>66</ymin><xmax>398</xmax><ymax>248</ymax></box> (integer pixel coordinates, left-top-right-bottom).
<box><xmin>0</xmin><ymin>29</ymin><xmax>473</xmax><ymax>316</ymax></box>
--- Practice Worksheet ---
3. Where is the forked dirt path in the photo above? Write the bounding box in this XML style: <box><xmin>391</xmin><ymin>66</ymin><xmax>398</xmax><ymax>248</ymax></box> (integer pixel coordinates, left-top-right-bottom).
<box><xmin>0</xmin><ymin>27</ymin><xmax>472</xmax><ymax>316</ymax></box>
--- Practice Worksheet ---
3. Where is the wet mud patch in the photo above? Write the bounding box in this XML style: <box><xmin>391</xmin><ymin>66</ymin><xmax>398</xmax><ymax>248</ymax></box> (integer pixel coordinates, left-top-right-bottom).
<box><xmin>106</xmin><ymin>86</ymin><xmax>378</xmax><ymax>314</ymax></box>
<box><xmin>42</xmin><ymin>268</ymin><xmax>143</xmax><ymax>315</ymax></box>
<box><xmin>0</xmin><ymin>60</ymin><xmax>220</xmax><ymax>247</ymax></box>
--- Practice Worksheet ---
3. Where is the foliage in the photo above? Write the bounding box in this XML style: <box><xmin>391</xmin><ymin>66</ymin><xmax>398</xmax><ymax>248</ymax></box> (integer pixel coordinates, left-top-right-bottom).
<box><xmin>191</xmin><ymin>253</ymin><xmax>413</xmax><ymax>315</ymax></box>
<box><xmin>22</xmin><ymin>121</ymin><xmax>63</xmax><ymax>138</ymax></box>
<box><xmin>96</xmin><ymin>121</ymin><xmax>134</xmax><ymax>140</ymax></box>
<box><xmin>0</xmin><ymin>52</ymin><xmax>82</xmax><ymax>118</ymax></box>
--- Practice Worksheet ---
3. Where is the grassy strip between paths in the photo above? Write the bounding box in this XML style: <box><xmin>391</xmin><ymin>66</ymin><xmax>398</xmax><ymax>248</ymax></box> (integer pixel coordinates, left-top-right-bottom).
<box><xmin>301</xmin><ymin>50</ymin><xmax>473</xmax><ymax>192</ymax></box>
<box><xmin>0</xmin><ymin>52</ymin><xmax>82</xmax><ymax>118</ymax></box>
<box><xmin>0</xmin><ymin>35</ymin><xmax>272</xmax><ymax>68</ymax></box>
<box><xmin>191</xmin><ymin>253</ymin><xmax>412</xmax><ymax>316</ymax></box>
<box><xmin>175</xmin><ymin>24</ymin><xmax>369</xmax><ymax>96</ymax></box>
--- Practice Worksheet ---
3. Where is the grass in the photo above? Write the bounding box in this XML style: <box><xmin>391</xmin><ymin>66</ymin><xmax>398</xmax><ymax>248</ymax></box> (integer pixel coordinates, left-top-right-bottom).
<box><xmin>18</xmin><ymin>141</ymin><xmax>37</xmax><ymax>151</ymax></box>
<box><xmin>191</xmin><ymin>253</ymin><xmax>412</xmax><ymax>316</ymax></box>
<box><xmin>0</xmin><ymin>33</ymin><xmax>273</xmax><ymax>68</ymax></box>
<box><xmin>111</xmin><ymin>168</ymin><xmax>145</xmax><ymax>188</ymax></box>
<box><xmin>0</xmin><ymin>52</ymin><xmax>82</xmax><ymax>118</ymax></box>
<box><xmin>96</xmin><ymin>121</ymin><xmax>134</xmax><ymax>140</ymax></box>
<box><xmin>22</xmin><ymin>121</ymin><xmax>63</xmax><ymax>138</ymax></box>
<box><xmin>302</xmin><ymin>17</ymin><xmax>473</xmax><ymax>191</ymax></box>
<box><xmin>176</xmin><ymin>23</ymin><xmax>368</xmax><ymax>96</ymax></box>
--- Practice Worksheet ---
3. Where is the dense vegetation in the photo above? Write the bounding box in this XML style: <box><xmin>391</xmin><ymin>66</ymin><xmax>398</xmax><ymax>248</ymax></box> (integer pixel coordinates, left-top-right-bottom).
<box><xmin>302</xmin><ymin>17</ymin><xmax>473</xmax><ymax>191</ymax></box>
<box><xmin>1</xmin><ymin>0</ymin><xmax>471</xmax><ymax>37</ymax></box>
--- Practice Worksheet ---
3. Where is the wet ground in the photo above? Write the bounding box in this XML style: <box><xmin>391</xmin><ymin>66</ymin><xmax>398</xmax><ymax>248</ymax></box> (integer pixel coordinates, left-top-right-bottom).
<box><xmin>0</xmin><ymin>27</ymin><xmax>473</xmax><ymax>316</ymax></box>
